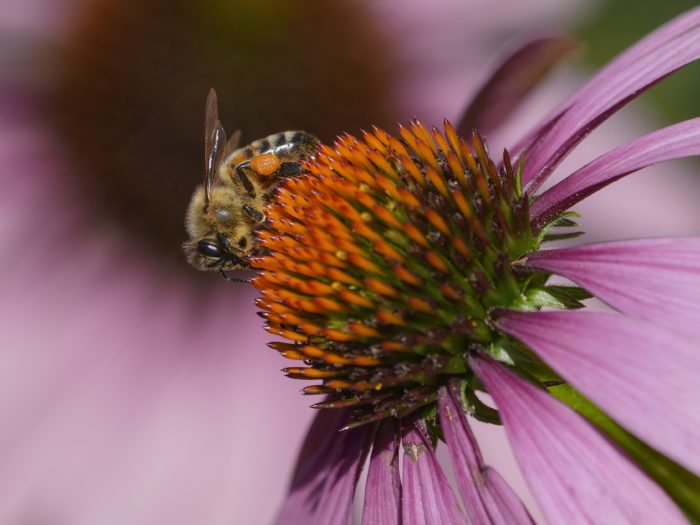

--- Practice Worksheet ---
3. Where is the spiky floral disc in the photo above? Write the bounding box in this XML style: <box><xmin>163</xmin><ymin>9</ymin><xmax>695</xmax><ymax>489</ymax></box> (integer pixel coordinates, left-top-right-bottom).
<box><xmin>252</xmin><ymin>120</ymin><xmax>572</xmax><ymax>427</ymax></box>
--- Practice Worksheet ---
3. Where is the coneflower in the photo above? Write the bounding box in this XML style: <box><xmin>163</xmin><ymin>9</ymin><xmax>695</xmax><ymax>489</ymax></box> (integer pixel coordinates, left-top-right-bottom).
<box><xmin>253</xmin><ymin>7</ymin><xmax>700</xmax><ymax>524</ymax></box>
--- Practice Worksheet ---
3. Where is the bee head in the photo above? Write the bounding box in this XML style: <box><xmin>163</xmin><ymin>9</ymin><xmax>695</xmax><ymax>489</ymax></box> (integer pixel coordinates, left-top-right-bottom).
<box><xmin>183</xmin><ymin>185</ymin><xmax>258</xmax><ymax>271</ymax></box>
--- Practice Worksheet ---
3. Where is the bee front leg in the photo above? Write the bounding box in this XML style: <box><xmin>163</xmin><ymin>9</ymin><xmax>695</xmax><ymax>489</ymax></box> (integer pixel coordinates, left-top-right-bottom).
<box><xmin>235</xmin><ymin>161</ymin><xmax>257</xmax><ymax>198</ymax></box>
<box><xmin>243</xmin><ymin>204</ymin><xmax>265</xmax><ymax>223</ymax></box>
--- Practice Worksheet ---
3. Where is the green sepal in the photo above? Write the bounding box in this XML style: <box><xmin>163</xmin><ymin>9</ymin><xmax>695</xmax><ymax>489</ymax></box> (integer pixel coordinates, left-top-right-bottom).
<box><xmin>526</xmin><ymin>285</ymin><xmax>592</xmax><ymax>310</ymax></box>
<box><xmin>551</xmin><ymin>384</ymin><xmax>700</xmax><ymax>523</ymax></box>
<box><xmin>463</xmin><ymin>387</ymin><xmax>502</xmax><ymax>425</ymax></box>
<box><xmin>541</xmin><ymin>230</ymin><xmax>585</xmax><ymax>242</ymax></box>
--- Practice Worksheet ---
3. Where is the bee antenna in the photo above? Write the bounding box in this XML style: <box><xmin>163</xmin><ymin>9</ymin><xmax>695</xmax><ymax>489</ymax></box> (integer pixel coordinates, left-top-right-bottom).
<box><xmin>219</xmin><ymin>267</ymin><xmax>250</xmax><ymax>284</ymax></box>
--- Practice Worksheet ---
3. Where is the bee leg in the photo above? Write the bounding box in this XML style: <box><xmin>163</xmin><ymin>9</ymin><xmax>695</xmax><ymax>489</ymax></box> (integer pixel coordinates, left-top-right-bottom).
<box><xmin>235</xmin><ymin>161</ymin><xmax>257</xmax><ymax>198</ymax></box>
<box><xmin>243</xmin><ymin>204</ymin><xmax>265</xmax><ymax>223</ymax></box>
<box><xmin>277</xmin><ymin>162</ymin><xmax>303</xmax><ymax>178</ymax></box>
<box><xmin>219</xmin><ymin>267</ymin><xmax>250</xmax><ymax>283</ymax></box>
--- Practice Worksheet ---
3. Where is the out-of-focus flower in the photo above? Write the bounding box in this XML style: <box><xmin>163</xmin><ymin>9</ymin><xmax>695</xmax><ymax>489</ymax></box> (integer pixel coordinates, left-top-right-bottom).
<box><xmin>1</xmin><ymin>0</ymin><xmax>605</xmax><ymax>523</ymax></box>
<box><xmin>254</xmin><ymin>8</ymin><xmax>700</xmax><ymax>524</ymax></box>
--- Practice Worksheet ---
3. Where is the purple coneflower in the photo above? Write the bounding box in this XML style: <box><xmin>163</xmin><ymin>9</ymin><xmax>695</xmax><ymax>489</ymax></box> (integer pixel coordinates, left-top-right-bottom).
<box><xmin>252</xmin><ymin>7</ymin><xmax>700</xmax><ymax>524</ymax></box>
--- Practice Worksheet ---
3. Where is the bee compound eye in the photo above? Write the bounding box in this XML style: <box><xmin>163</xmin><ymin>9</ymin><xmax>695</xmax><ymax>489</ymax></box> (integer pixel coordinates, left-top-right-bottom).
<box><xmin>197</xmin><ymin>239</ymin><xmax>223</xmax><ymax>257</ymax></box>
<box><xmin>238</xmin><ymin>237</ymin><xmax>247</xmax><ymax>249</ymax></box>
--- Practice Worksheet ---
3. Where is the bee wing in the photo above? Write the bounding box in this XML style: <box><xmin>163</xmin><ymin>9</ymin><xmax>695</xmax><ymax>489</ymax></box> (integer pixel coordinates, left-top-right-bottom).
<box><xmin>222</xmin><ymin>129</ymin><xmax>242</xmax><ymax>161</ymax></box>
<box><xmin>204</xmin><ymin>88</ymin><xmax>227</xmax><ymax>206</ymax></box>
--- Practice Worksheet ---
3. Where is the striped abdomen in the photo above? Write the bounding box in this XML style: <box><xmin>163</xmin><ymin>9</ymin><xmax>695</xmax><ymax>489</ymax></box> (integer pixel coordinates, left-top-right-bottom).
<box><xmin>226</xmin><ymin>131</ymin><xmax>319</xmax><ymax>167</ymax></box>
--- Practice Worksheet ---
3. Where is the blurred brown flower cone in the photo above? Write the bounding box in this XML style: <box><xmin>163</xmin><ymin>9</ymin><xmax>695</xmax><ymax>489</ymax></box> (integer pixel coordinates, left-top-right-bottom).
<box><xmin>48</xmin><ymin>0</ymin><xmax>401</xmax><ymax>267</ymax></box>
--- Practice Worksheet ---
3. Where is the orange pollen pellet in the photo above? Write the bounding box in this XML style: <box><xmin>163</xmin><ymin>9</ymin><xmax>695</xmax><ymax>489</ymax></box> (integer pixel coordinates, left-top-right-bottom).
<box><xmin>250</xmin><ymin>153</ymin><xmax>281</xmax><ymax>177</ymax></box>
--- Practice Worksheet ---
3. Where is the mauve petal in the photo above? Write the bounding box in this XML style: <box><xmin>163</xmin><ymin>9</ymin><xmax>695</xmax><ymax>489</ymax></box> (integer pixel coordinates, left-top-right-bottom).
<box><xmin>496</xmin><ymin>310</ymin><xmax>700</xmax><ymax>478</ymax></box>
<box><xmin>362</xmin><ymin>419</ymin><xmax>401</xmax><ymax>525</ymax></box>
<box><xmin>508</xmin><ymin>6</ymin><xmax>700</xmax><ymax>164</ymax></box>
<box><xmin>518</xmin><ymin>6</ymin><xmax>700</xmax><ymax>192</ymax></box>
<box><xmin>471</xmin><ymin>355</ymin><xmax>688</xmax><ymax>524</ymax></box>
<box><xmin>481</xmin><ymin>467</ymin><xmax>534</xmax><ymax>525</ymax></box>
<box><xmin>523</xmin><ymin>238</ymin><xmax>700</xmax><ymax>330</ymax></box>
<box><xmin>402</xmin><ymin>418</ymin><xmax>467</xmax><ymax>525</ymax></box>
<box><xmin>438</xmin><ymin>381</ymin><xmax>532</xmax><ymax>525</ymax></box>
<box><xmin>530</xmin><ymin>118</ymin><xmax>700</xmax><ymax>227</ymax></box>
<box><xmin>457</xmin><ymin>35</ymin><xmax>578</xmax><ymax>136</ymax></box>
<box><xmin>276</xmin><ymin>408</ymin><xmax>371</xmax><ymax>525</ymax></box>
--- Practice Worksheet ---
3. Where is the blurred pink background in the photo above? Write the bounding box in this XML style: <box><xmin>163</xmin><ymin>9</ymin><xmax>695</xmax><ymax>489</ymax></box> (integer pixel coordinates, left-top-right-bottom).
<box><xmin>1</xmin><ymin>0</ymin><xmax>699</xmax><ymax>523</ymax></box>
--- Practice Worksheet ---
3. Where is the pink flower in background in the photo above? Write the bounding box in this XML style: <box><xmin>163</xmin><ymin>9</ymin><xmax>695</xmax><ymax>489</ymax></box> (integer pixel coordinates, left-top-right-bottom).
<box><xmin>249</xmin><ymin>7</ymin><xmax>700</xmax><ymax>524</ymax></box>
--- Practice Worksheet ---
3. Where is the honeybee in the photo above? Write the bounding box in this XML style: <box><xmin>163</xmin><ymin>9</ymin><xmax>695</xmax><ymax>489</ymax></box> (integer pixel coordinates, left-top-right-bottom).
<box><xmin>184</xmin><ymin>89</ymin><xmax>319</xmax><ymax>279</ymax></box>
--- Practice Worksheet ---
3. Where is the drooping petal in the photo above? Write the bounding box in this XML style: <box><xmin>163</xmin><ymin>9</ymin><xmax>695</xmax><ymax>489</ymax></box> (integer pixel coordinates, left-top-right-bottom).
<box><xmin>471</xmin><ymin>354</ymin><xmax>688</xmax><ymax>524</ymax></box>
<box><xmin>522</xmin><ymin>238</ymin><xmax>700</xmax><ymax>330</ymax></box>
<box><xmin>438</xmin><ymin>381</ymin><xmax>532</xmax><ymax>525</ymax></box>
<box><xmin>530</xmin><ymin>117</ymin><xmax>700</xmax><ymax>227</ymax></box>
<box><xmin>481</xmin><ymin>467</ymin><xmax>534</xmax><ymax>525</ymax></box>
<box><xmin>457</xmin><ymin>35</ymin><xmax>578</xmax><ymax>136</ymax></box>
<box><xmin>276</xmin><ymin>408</ymin><xmax>371</xmax><ymax>525</ymax></box>
<box><xmin>496</xmin><ymin>310</ymin><xmax>700</xmax><ymax>478</ymax></box>
<box><xmin>362</xmin><ymin>419</ymin><xmax>401</xmax><ymax>525</ymax></box>
<box><xmin>401</xmin><ymin>418</ymin><xmax>467</xmax><ymax>525</ymax></box>
<box><xmin>508</xmin><ymin>6</ymin><xmax>700</xmax><ymax>164</ymax></box>
<box><xmin>517</xmin><ymin>6</ymin><xmax>700</xmax><ymax>191</ymax></box>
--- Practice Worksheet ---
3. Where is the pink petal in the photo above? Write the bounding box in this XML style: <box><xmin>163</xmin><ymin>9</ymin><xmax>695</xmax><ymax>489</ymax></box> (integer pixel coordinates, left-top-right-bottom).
<box><xmin>518</xmin><ymin>7</ymin><xmax>700</xmax><ymax>191</ymax></box>
<box><xmin>362</xmin><ymin>419</ymin><xmax>401</xmax><ymax>525</ymax></box>
<box><xmin>496</xmin><ymin>310</ymin><xmax>700</xmax><ymax>478</ymax></box>
<box><xmin>523</xmin><ymin>238</ymin><xmax>700</xmax><ymax>330</ymax></box>
<box><xmin>471</xmin><ymin>355</ymin><xmax>688</xmax><ymax>524</ymax></box>
<box><xmin>276</xmin><ymin>409</ymin><xmax>371</xmax><ymax>525</ymax></box>
<box><xmin>530</xmin><ymin>118</ymin><xmax>700</xmax><ymax>228</ymax></box>
<box><xmin>438</xmin><ymin>381</ymin><xmax>532</xmax><ymax>525</ymax></box>
<box><xmin>457</xmin><ymin>35</ymin><xmax>578</xmax><ymax>135</ymax></box>
<box><xmin>401</xmin><ymin>418</ymin><xmax>467</xmax><ymax>525</ymax></box>
<box><xmin>508</xmin><ymin>6</ymin><xmax>700</xmax><ymax>164</ymax></box>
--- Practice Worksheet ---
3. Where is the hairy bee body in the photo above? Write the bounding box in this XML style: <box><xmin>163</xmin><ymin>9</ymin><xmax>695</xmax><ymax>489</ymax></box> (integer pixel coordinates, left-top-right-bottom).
<box><xmin>183</xmin><ymin>90</ymin><xmax>318</xmax><ymax>274</ymax></box>
<box><xmin>227</xmin><ymin>130</ymin><xmax>318</xmax><ymax>170</ymax></box>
